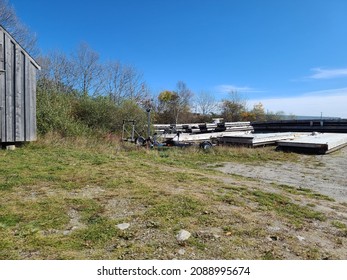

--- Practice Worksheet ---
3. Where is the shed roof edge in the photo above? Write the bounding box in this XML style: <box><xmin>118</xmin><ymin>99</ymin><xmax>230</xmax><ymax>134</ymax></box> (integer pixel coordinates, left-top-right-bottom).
<box><xmin>0</xmin><ymin>24</ymin><xmax>41</xmax><ymax>70</ymax></box>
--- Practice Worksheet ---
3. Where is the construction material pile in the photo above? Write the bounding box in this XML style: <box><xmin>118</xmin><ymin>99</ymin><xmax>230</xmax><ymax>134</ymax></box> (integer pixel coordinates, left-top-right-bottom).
<box><xmin>154</xmin><ymin>121</ymin><xmax>253</xmax><ymax>145</ymax></box>
<box><xmin>152</xmin><ymin>120</ymin><xmax>347</xmax><ymax>154</ymax></box>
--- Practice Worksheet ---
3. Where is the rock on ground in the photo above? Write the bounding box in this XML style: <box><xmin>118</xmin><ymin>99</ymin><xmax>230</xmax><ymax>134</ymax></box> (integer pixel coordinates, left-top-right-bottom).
<box><xmin>176</xmin><ymin>229</ymin><xmax>191</xmax><ymax>241</ymax></box>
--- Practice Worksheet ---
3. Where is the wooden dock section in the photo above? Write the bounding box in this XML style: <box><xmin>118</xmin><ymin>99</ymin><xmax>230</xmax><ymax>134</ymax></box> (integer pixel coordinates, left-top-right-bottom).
<box><xmin>218</xmin><ymin>132</ymin><xmax>298</xmax><ymax>147</ymax></box>
<box><xmin>154</xmin><ymin>121</ymin><xmax>347</xmax><ymax>154</ymax></box>
<box><xmin>277</xmin><ymin>133</ymin><xmax>347</xmax><ymax>154</ymax></box>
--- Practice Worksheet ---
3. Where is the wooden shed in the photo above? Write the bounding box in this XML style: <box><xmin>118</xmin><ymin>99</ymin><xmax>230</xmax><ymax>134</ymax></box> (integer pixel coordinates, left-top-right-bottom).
<box><xmin>0</xmin><ymin>25</ymin><xmax>40</xmax><ymax>144</ymax></box>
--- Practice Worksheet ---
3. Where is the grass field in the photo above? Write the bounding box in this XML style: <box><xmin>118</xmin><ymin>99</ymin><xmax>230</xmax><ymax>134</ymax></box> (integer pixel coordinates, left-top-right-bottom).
<box><xmin>1</xmin><ymin>135</ymin><xmax>346</xmax><ymax>259</ymax></box>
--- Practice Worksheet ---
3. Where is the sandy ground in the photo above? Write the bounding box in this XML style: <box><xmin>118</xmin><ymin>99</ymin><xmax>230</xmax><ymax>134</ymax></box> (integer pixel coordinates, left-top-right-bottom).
<box><xmin>216</xmin><ymin>147</ymin><xmax>347</xmax><ymax>203</ymax></box>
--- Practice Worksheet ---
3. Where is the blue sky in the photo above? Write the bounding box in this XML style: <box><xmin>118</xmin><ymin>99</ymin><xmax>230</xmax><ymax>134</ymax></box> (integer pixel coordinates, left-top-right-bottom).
<box><xmin>10</xmin><ymin>0</ymin><xmax>347</xmax><ymax>117</ymax></box>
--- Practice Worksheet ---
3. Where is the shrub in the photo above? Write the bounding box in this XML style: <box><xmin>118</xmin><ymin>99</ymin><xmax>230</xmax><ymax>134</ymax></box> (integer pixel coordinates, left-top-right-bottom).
<box><xmin>37</xmin><ymin>88</ymin><xmax>149</xmax><ymax>138</ymax></box>
<box><xmin>37</xmin><ymin>89</ymin><xmax>91</xmax><ymax>137</ymax></box>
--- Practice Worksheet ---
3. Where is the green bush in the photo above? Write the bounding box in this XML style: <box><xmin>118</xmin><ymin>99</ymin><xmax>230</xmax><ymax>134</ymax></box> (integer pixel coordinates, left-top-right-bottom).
<box><xmin>37</xmin><ymin>89</ymin><xmax>91</xmax><ymax>137</ymax></box>
<box><xmin>37</xmin><ymin>88</ymin><xmax>148</xmax><ymax>138</ymax></box>
<box><xmin>73</xmin><ymin>96</ymin><xmax>117</xmax><ymax>131</ymax></box>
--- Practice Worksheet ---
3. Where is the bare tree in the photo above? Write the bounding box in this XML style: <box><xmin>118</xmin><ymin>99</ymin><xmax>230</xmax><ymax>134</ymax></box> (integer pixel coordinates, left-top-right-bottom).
<box><xmin>195</xmin><ymin>91</ymin><xmax>218</xmax><ymax>115</ymax></box>
<box><xmin>103</xmin><ymin>60</ymin><xmax>123</xmax><ymax>103</ymax></box>
<box><xmin>0</xmin><ymin>0</ymin><xmax>38</xmax><ymax>55</ymax></box>
<box><xmin>102</xmin><ymin>60</ymin><xmax>148</xmax><ymax>104</ymax></box>
<box><xmin>37</xmin><ymin>50</ymin><xmax>75</xmax><ymax>93</ymax></box>
<box><xmin>72</xmin><ymin>42</ymin><xmax>102</xmax><ymax>96</ymax></box>
<box><xmin>51</xmin><ymin>51</ymin><xmax>75</xmax><ymax>91</ymax></box>
<box><xmin>174</xmin><ymin>81</ymin><xmax>193</xmax><ymax>123</ymax></box>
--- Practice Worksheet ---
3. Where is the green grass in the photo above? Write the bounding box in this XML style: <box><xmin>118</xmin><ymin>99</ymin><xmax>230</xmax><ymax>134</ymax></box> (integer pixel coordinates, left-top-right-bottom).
<box><xmin>250</xmin><ymin>190</ymin><xmax>326</xmax><ymax>227</ymax></box>
<box><xmin>0</xmin><ymin>136</ymin><xmax>344</xmax><ymax>260</ymax></box>
<box><xmin>331</xmin><ymin>220</ymin><xmax>347</xmax><ymax>229</ymax></box>
<box><xmin>145</xmin><ymin>194</ymin><xmax>205</xmax><ymax>229</ymax></box>
<box><xmin>275</xmin><ymin>184</ymin><xmax>335</xmax><ymax>201</ymax></box>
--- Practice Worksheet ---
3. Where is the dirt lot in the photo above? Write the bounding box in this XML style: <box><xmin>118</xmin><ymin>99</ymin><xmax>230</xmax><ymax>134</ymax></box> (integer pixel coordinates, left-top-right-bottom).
<box><xmin>216</xmin><ymin>147</ymin><xmax>347</xmax><ymax>203</ymax></box>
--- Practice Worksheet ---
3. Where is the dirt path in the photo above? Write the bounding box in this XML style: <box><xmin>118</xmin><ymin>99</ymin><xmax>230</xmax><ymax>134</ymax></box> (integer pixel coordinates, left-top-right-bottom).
<box><xmin>215</xmin><ymin>147</ymin><xmax>347</xmax><ymax>203</ymax></box>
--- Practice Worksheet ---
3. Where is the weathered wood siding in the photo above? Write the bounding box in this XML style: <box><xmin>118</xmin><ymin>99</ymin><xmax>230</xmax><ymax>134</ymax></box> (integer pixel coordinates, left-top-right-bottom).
<box><xmin>0</xmin><ymin>26</ymin><xmax>40</xmax><ymax>143</ymax></box>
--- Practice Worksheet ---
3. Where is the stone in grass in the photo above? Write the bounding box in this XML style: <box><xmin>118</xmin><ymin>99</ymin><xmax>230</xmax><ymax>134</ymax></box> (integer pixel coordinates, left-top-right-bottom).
<box><xmin>117</xmin><ymin>223</ymin><xmax>130</xmax><ymax>230</ymax></box>
<box><xmin>178</xmin><ymin>249</ymin><xmax>186</xmax><ymax>255</ymax></box>
<box><xmin>176</xmin><ymin>229</ymin><xmax>191</xmax><ymax>242</ymax></box>
<box><xmin>297</xmin><ymin>235</ymin><xmax>305</xmax><ymax>242</ymax></box>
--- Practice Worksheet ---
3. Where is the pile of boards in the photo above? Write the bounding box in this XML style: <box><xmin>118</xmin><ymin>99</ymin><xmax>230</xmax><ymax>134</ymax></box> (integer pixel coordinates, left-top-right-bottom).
<box><xmin>154</xmin><ymin>121</ymin><xmax>254</xmax><ymax>146</ymax></box>
<box><xmin>154</xmin><ymin>121</ymin><xmax>253</xmax><ymax>134</ymax></box>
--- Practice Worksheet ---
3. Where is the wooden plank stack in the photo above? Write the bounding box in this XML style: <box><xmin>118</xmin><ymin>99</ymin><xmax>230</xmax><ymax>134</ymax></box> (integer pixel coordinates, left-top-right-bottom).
<box><xmin>154</xmin><ymin>121</ymin><xmax>253</xmax><ymax>135</ymax></box>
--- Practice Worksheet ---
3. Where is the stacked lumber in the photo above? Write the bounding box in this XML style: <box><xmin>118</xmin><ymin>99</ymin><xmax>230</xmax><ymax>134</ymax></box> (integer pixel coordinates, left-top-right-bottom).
<box><xmin>154</xmin><ymin>121</ymin><xmax>253</xmax><ymax>134</ymax></box>
<box><xmin>154</xmin><ymin>121</ymin><xmax>253</xmax><ymax>144</ymax></box>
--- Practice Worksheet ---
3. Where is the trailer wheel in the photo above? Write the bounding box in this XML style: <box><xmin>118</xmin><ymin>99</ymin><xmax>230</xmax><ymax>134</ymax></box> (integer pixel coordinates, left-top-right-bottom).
<box><xmin>200</xmin><ymin>141</ymin><xmax>213</xmax><ymax>150</ymax></box>
<box><xmin>135</xmin><ymin>136</ymin><xmax>146</xmax><ymax>146</ymax></box>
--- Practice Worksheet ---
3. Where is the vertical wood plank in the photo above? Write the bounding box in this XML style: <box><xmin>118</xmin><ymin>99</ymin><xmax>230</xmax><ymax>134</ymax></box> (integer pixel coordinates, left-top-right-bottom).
<box><xmin>0</xmin><ymin>29</ymin><xmax>5</xmax><ymax>142</ymax></box>
<box><xmin>22</xmin><ymin>52</ymin><xmax>26</xmax><ymax>141</ymax></box>
<box><xmin>25</xmin><ymin>54</ymin><xmax>30</xmax><ymax>140</ymax></box>
<box><xmin>28</xmin><ymin>62</ymin><xmax>37</xmax><ymax>141</ymax></box>
<box><xmin>5</xmin><ymin>37</ymin><xmax>15</xmax><ymax>142</ymax></box>
<box><xmin>15</xmin><ymin>50</ymin><xmax>25</xmax><ymax>141</ymax></box>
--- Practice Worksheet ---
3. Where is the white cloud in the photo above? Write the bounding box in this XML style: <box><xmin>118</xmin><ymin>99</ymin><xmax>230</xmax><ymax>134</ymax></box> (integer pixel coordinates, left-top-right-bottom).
<box><xmin>215</xmin><ymin>84</ymin><xmax>263</xmax><ymax>94</ymax></box>
<box><xmin>248</xmin><ymin>88</ymin><xmax>347</xmax><ymax>118</ymax></box>
<box><xmin>309</xmin><ymin>67</ymin><xmax>347</xmax><ymax>79</ymax></box>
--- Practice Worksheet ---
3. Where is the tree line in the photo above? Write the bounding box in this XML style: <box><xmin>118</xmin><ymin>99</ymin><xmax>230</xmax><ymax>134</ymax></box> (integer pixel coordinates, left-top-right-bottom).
<box><xmin>1</xmin><ymin>0</ymin><xmax>286</xmax><ymax>138</ymax></box>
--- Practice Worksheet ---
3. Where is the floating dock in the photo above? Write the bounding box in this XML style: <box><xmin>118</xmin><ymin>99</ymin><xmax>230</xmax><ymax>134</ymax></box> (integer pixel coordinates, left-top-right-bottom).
<box><xmin>218</xmin><ymin>132</ymin><xmax>298</xmax><ymax>147</ymax></box>
<box><xmin>277</xmin><ymin>133</ymin><xmax>347</xmax><ymax>154</ymax></box>
<box><xmin>153</xmin><ymin>121</ymin><xmax>347</xmax><ymax>154</ymax></box>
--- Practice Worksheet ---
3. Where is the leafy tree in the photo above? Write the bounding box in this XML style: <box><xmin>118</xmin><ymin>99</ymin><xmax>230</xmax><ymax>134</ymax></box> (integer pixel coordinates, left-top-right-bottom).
<box><xmin>250</xmin><ymin>102</ymin><xmax>266</xmax><ymax>121</ymax></box>
<box><xmin>156</xmin><ymin>90</ymin><xmax>179</xmax><ymax>123</ymax></box>
<box><xmin>155</xmin><ymin>82</ymin><xmax>193</xmax><ymax>124</ymax></box>
<box><xmin>220</xmin><ymin>91</ymin><xmax>247</xmax><ymax>121</ymax></box>
<box><xmin>265</xmin><ymin>110</ymin><xmax>286</xmax><ymax>121</ymax></box>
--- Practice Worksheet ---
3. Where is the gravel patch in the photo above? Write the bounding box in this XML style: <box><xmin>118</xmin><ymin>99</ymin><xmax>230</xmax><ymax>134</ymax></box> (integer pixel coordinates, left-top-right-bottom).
<box><xmin>216</xmin><ymin>147</ymin><xmax>347</xmax><ymax>202</ymax></box>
